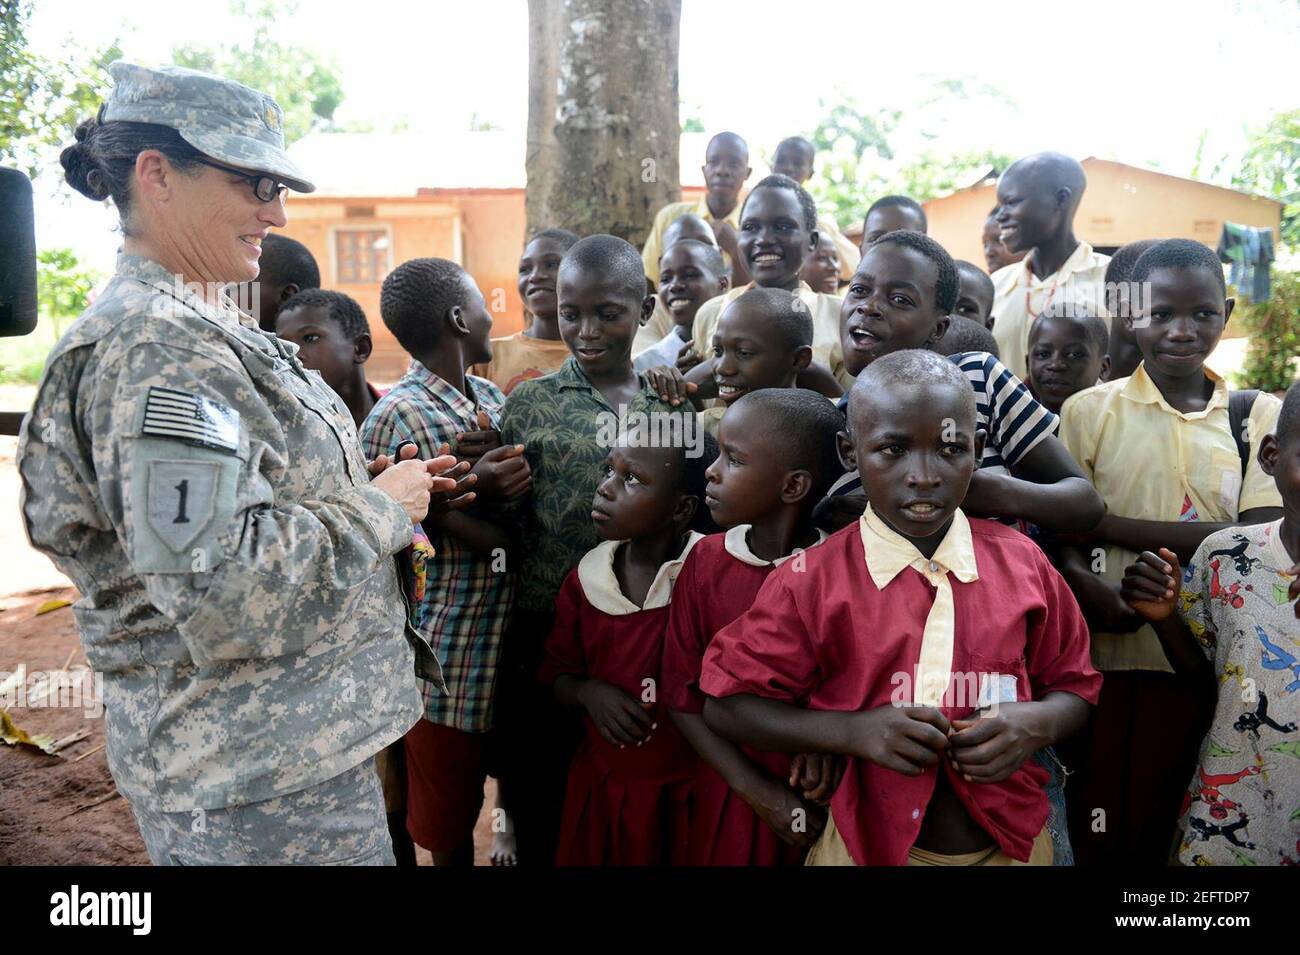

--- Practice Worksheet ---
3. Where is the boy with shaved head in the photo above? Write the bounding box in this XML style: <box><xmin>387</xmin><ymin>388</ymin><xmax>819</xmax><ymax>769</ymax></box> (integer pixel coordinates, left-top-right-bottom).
<box><xmin>642</xmin><ymin>131</ymin><xmax>753</xmax><ymax>286</ymax></box>
<box><xmin>990</xmin><ymin>152</ymin><xmax>1110</xmax><ymax>380</ymax></box>
<box><xmin>771</xmin><ymin>135</ymin><xmax>860</xmax><ymax>283</ymax></box>
<box><xmin>699</xmin><ymin>350</ymin><xmax>1100</xmax><ymax>866</ymax></box>
<box><xmin>632</xmin><ymin>214</ymin><xmax>723</xmax><ymax>359</ymax></box>
<box><xmin>495</xmin><ymin>234</ymin><xmax>678</xmax><ymax>865</ymax></box>
<box><xmin>243</xmin><ymin>233</ymin><xmax>320</xmax><ymax>332</ymax></box>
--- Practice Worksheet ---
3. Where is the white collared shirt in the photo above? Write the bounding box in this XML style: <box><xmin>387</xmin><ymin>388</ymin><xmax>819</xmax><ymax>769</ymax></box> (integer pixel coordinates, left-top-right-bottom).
<box><xmin>577</xmin><ymin>532</ymin><xmax>706</xmax><ymax>615</ymax></box>
<box><xmin>723</xmin><ymin>523</ymin><xmax>828</xmax><ymax>567</ymax></box>
<box><xmin>991</xmin><ymin>240</ymin><xmax>1110</xmax><ymax>381</ymax></box>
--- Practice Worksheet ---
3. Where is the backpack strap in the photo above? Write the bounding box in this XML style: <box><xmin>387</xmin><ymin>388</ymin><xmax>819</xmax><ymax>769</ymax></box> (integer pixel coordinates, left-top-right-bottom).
<box><xmin>1228</xmin><ymin>389</ymin><xmax>1260</xmax><ymax>477</ymax></box>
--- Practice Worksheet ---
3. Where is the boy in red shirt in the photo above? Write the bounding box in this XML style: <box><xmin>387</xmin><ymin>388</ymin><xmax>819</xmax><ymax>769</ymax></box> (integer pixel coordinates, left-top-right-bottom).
<box><xmin>700</xmin><ymin>349</ymin><xmax>1101</xmax><ymax>865</ymax></box>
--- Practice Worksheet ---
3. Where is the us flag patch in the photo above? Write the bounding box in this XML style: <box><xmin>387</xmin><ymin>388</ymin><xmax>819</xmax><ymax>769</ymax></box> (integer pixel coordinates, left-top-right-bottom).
<box><xmin>141</xmin><ymin>387</ymin><xmax>240</xmax><ymax>454</ymax></box>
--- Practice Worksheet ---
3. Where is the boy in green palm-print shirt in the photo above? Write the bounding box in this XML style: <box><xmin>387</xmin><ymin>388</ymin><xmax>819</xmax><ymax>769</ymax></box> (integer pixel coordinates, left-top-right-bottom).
<box><xmin>493</xmin><ymin>235</ymin><xmax>681</xmax><ymax>866</ymax></box>
<box><xmin>500</xmin><ymin>355</ymin><xmax>677</xmax><ymax>614</ymax></box>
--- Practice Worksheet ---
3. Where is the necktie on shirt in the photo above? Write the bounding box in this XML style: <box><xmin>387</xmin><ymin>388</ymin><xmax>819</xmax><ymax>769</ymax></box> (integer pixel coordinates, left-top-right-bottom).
<box><xmin>859</xmin><ymin>505</ymin><xmax>980</xmax><ymax>707</ymax></box>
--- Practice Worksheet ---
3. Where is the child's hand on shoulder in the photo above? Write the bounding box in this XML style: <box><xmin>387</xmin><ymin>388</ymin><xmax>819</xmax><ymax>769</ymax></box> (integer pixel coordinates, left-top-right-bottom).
<box><xmin>643</xmin><ymin>364</ymin><xmax>698</xmax><ymax>407</ymax></box>
<box><xmin>1121</xmin><ymin>548</ymin><xmax>1182</xmax><ymax>622</ymax></box>
<box><xmin>788</xmin><ymin>752</ymin><xmax>845</xmax><ymax>804</ymax></box>
<box><xmin>961</xmin><ymin>464</ymin><xmax>1009</xmax><ymax>518</ymax></box>
<box><xmin>851</xmin><ymin>704</ymin><xmax>950</xmax><ymax>776</ymax></box>
<box><xmin>577</xmin><ymin>679</ymin><xmax>655</xmax><ymax>747</ymax></box>
<box><xmin>812</xmin><ymin>492</ymin><xmax>867</xmax><ymax>534</ymax></box>
<box><xmin>947</xmin><ymin>702</ymin><xmax>1049</xmax><ymax>784</ymax></box>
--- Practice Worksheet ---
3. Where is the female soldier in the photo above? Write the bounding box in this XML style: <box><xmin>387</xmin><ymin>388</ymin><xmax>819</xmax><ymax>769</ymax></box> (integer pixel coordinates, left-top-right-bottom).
<box><xmin>17</xmin><ymin>62</ymin><xmax>464</xmax><ymax>865</ymax></box>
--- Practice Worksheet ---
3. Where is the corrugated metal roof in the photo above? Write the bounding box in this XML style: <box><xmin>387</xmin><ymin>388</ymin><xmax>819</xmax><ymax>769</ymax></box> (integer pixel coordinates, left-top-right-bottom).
<box><xmin>927</xmin><ymin>157</ymin><xmax>1282</xmax><ymax>207</ymax></box>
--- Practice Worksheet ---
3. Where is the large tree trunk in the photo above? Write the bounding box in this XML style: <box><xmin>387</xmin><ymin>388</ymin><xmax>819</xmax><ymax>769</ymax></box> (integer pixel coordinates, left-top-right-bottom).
<box><xmin>525</xmin><ymin>0</ymin><xmax>681</xmax><ymax>245</ymax></box>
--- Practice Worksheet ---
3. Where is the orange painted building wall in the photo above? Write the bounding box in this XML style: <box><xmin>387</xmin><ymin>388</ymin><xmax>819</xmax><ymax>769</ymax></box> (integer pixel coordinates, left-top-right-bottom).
<box><xmin>282</xmin><ymin>185</ymin><xmax>714</xmax><ymax>381</ymax></box>
<box><xmin>282</xmin><ymin>192</ymin><xmax>526</xmax><ymax>381</ymax></box>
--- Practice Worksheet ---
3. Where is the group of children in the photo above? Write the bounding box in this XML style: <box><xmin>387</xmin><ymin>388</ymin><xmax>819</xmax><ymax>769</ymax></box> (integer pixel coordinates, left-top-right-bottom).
<box><xmin>256</xmin><ymin>134</ymin><xmax>1298</xmax><ymax>868</ymax></box>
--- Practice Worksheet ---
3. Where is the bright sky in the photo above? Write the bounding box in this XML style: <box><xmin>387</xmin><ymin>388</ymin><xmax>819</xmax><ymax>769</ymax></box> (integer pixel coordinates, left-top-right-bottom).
<box><xmin>28</xmin><ymin>0</ymin><xmax>1300</xmax><ymax>274</ymax></box>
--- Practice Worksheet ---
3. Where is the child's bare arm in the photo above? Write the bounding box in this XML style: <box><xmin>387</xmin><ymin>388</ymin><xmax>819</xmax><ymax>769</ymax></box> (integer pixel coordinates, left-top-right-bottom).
<box><xmin>643</xmin><ymin>364</ymin><xmax>703</xmax><ymax>409</ymax></box>
<box><xmin>1121</xmin><ymin>548</ymin><xmax>1215</xmax><ymax>678</ymax></box>
<box><xmin>703</xmin><ymin>694</ymin><xmax>950</xmax><ymax>776</ymax></box>
<box><xmin>965</xmin><ymin>435</ymin><xmax>1104</xmax><ymax>532</ymax></box>
<box><xmin>1059</xmin><ymin>545</ymin><xmax>1143</xmax><ymax>633</ymax></box>
<box><xmin>684</xmin><ymin>357</ymin><xmax>717</xmax><ymax>400</ymax></box>
<box><xmin>948</xmin><ymin>693</ymin><xmax>1089</xmax><ymax>783</ymax></box>
<box><xmin>670</xmin><ymin>709</ymin><xmax>825</xmax><ymax>846</ymax></box>
<box><xmin>793</xmin><ymin>362</ymin><xmax>845</xmax><ymax>399</ymax></box>
<box><xmin>1090</xmin><ymin>509</ymin><xmax>1282</xmax><ymax>565</ymax></box>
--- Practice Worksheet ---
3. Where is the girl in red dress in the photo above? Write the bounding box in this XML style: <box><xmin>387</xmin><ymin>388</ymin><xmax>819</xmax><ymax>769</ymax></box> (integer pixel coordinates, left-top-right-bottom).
<box><xmin>540</xmin><ymin>420</ymin><xmax>715</xmax><ymax>865</ymax></box>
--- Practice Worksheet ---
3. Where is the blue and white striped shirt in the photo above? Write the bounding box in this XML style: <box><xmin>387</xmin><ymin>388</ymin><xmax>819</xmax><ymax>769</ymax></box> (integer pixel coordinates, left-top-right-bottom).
<box><xmin>826</xmin><ymin>351</ymin><xmax>1060</xmax><ymax>498</ymax></box>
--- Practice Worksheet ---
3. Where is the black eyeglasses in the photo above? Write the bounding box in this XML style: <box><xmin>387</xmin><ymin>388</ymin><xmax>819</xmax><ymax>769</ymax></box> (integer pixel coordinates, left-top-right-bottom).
<box><xmin>195</xmin><ymin>157</ymin><xmax>288</xmax><ymax>203</ymax></box>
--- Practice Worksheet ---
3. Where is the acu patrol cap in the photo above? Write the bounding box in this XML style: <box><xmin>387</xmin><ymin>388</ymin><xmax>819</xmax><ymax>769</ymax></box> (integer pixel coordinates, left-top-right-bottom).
<box><xmin>101</xmin><ymin>60</ymin><xmax>316</xmax><ymax>193</ymax></box>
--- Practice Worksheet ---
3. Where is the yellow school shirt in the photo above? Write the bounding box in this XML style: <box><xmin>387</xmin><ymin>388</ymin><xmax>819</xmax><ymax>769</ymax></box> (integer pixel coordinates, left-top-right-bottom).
<box><xmin>641</xmin><ymin>195</ymin><xmax>744</xmax><ymax>285</ymax></box>
<box><xmin>991</xmin><ymin>240</ymin><xmax>1110</xmax><ymax>381</ymax></box>
<box><xmin>688</xmin><ymin>281</ymin><xmax>851</xmax><ymax>388</ymax></box>
<box><xmin>1058</xmin><ymin>363</ymin><xmax>1283</xmax><ymax>672</ymax></box>
<box><xmin>818</xmin><ymin>213</ymin><xmax>861</xmax><ymax>284</ymax></box>
<box><xmin>697</xmin><ymin>405</ymin><xmax>726</xmax><ymax>439</ymax></box>
<box><xmin>469</xmin><ymin>332</ymin><xmax>571</xmax><ymax>396</ymax></box>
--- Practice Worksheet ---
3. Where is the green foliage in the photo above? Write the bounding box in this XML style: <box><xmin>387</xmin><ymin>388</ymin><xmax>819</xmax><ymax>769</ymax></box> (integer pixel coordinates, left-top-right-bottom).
<box><xmin>804</xmin><ymin>79</ymin><xmax>1016</xmax><ymax>230</ymax></box>
<box><xmin>0</xmin><ymin>319</ymin><xmax>58</xmax><ymax>385</ymax></box>
<box><xmin>893</xmin><ymin>148</ymin><xmax>1016</xmax><ymax>205</ymax></box>
<box><xmin>1232</xmin><ymin>108</ymin><xmax>1300</xmax><ymax>249</ymax></box>
<box><xmin>805</xmin><ymin>99</ymin><xmax>898</xmax><ymax>228</ymax></box>
<box><xmin>0</xmin><ymin>0</ymin><xmax>121</xmax><ymax>180</ymax></box>
<box><xmin>0</xmin><ymin>248</ymin><xmax>103</xmax><ymax>384</ymax></box>
<box><xmin>37</xmin><ymin>247</ymin><xmax>101</xmax><ymax>335</ymax></box>
<box><xmin>1236</xmin><ymin>270</ymin><xmax>1300</xmax><ymax>393</ymax></box>
<box><xmin>172</xmin><ymin>0</ymin><xmax>344</xmax><ymax>145</ymax></box>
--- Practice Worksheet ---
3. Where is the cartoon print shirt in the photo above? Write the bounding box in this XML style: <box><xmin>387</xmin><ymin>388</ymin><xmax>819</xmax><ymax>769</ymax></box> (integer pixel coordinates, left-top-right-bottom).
<box><xmin>1177</xmin><ymin>520</ymin><xmax>1300</xmax><ymax>866</ymax></box>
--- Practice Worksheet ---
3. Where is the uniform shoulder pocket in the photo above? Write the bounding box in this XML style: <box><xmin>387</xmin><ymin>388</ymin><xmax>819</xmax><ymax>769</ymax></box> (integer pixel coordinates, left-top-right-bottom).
<box><xmin>125</xmin><ymin>435</ymin><xmax>243</xmax><ymax>575</ymax></box>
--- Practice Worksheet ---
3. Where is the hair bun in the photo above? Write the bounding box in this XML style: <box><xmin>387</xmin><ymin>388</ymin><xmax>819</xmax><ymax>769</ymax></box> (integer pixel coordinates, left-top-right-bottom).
<box><xmin>61</xmin><ymin>118</ymin><xmax>109</xmax><ymax>201</ymax></box>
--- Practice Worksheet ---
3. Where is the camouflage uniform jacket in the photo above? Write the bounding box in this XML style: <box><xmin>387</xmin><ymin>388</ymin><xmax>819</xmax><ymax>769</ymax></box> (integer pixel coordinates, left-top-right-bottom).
<box><xmin>17</xmin><ymin>254</ymin><xmax>430</xmax><ymax>812</ymax></box>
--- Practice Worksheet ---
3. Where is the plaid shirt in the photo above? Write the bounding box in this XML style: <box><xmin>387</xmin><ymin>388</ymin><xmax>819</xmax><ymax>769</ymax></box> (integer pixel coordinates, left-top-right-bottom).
<box><xmin>359</xmin><ymin>361</ymin><xmax>511</xmax><ymax>732</ymax></box>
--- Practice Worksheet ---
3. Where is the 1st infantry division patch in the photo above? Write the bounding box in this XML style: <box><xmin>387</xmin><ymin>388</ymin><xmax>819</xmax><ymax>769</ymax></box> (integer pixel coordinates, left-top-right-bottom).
<box><xmin>141</xmin><ymin>386</ymin><xmax>240</xmax><ymax>454</ymax></box>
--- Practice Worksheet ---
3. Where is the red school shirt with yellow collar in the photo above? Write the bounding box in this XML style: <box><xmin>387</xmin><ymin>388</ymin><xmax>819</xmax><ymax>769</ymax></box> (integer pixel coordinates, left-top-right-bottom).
<box><xmin>699</xmin><ymin>508</ymin><xmax>1101</xmax><ymax>866</ymax></box>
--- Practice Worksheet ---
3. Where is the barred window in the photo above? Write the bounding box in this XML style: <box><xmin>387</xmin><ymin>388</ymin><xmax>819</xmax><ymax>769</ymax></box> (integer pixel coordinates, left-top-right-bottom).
<box><xmin>334</xmin><ymin>228</ymin><xmax>391</xmax><ymax>284</ymax></box>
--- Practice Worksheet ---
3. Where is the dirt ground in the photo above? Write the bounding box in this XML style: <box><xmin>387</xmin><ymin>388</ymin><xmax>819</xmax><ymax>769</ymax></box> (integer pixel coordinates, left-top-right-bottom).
<box><xmin>0</xmin><ymin>435</ymin><xmax>498</xmax><ymax>866</ymax></box>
